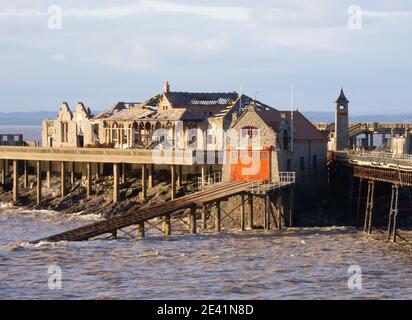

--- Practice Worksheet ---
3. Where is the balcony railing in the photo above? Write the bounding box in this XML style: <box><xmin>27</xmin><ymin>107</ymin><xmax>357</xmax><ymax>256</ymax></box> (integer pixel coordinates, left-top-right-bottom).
<box><xmin>197</xmin><ymin>171</ymin><xmax>223</xmax><ymax>191</ymax></box>
<box><xmin>249</xmin><ymin>172</ymin><xmax>296</xmax><ymax>194</ymax></box>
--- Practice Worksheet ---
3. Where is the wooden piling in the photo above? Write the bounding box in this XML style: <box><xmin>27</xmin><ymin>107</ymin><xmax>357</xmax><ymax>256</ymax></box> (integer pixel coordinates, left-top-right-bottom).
<box><xmin>177</xmin><ymin>165</ymin><xmax>182</xmax><ymax>187</ymax></box>
<box><xmin>70</xmin><ymin>162</ymin><xmax>75</xmax><ymax>185</ymax></box>
<box><xmin>171</xmin><ymin>165</ymin><xmax>176</xmax><ymax>200</ymax></box>
<box><xmin>113</xmin><ymin>163</ymin><xmax>119</xmax><ymax>204</ymax></box>
<box><xmin>1</xmin><ymin>159</ymin><xmax>5</xmax><ymax>186</ymax></box>
<box><xmin>190</xmin><ymin>206</ymin><xmax>196</xmax><ymax>234</ymax></box>
<box><xmin>60</xmin><ymin>161</ymin><xmax>66</xmax><ymax>199</ymax></box>
<box><xmin>215</xmin><ymin>201</ymin><xmax>221</xmax><ymax>232</ymax></box>
<box><xmin>36</xmin><ymin>161</ymin><xmax>42</xmax><ymax>204</ymax></box>
<box><xmin>23</xmin><ymin>160</ymin><xmax>28</xmax><ymax>189</ymax></box>
<box><xmin>201</xmin><ymin>164</ymin><xmax>206</xmax><ymax>187</ymax></box>
<box><xmin>46</xmin><ymin>161</ymin><xmax>51</xmax><ymax>189</ymax></box>
<box><xmin>12</xmin><ymin>160</ymin><xmax>18</xmax><ymax>202</ymax></box>
<box><xmin>137</xmin><ymin>221</ymin><xmax>145</xmax><ymax>238</ymax></box>
<box><xmin>141</xmin><ymin>164</ymin><xmax>147</xmax><ymax>200</ymax></box>
<box><xmin>248</xmin><ymin>194</ymin><xmax>254</xmax><ymax>230</ymax></box>
<box><xmin>86</xmin><ymin>162</ymin><xmax>92</xmax><ymax>198</ymax></box>
<box><xmin>240</xmin><ymin>193</ymin><xmax>245</xmax><ymax>231</ymax></box>
<box><xmin>163</xmin><ymin>215</ymin><xmax>171</xmax><ymax>236</ymax></box>
<box><xmin>148</xmin><ymin>164</ymin><xmax>153</xmax><ymax>189</ymax></box>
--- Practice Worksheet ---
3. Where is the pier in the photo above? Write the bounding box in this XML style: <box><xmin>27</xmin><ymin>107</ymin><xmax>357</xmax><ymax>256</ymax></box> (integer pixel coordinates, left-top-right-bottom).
<box><xmin>334</xmin><ymin>150</ymin><xmax>412</xmax><ymax>242</ymax></box>
<box><xmin>315</xmin><ymin>121</ymin><xmax>412</xmax><ymax>149</ymax></box>
<box><xmin>31</xmin><ymin>173</ymin><xmax>295</xmax><ymax>243</ymax></box>
<box><xmin>0</xmin><ymin>145</ymin><xmax>295</xmax><ymax>243</ymax></box>
<box><xmin>0</xmin><ymin>146</ymin><xmax>197</xmax><ymax>204</ymax></box>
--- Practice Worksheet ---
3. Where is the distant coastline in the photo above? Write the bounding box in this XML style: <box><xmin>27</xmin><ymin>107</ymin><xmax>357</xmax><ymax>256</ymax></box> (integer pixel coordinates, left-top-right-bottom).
<box><xmin>0</xmin><ymin>111</ymin><xmax>56</xmax><ymax>126</ymax></box>
<box><xmin>0</xmin><ymin>125</ymin><xmax>41</xmax><ymax>142</ymax></box>
<box><xmin>2</xmin><ymin>110</ymin><xmax>412</xmax><ymax>126</ymax></box>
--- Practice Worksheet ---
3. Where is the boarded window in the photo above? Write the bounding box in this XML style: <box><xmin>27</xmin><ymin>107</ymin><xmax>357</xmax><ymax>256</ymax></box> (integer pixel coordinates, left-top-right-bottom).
<box><xmin>300</xmin><ymin>157</ymin><xmax>305</xmax><ymax>171</ymax></box>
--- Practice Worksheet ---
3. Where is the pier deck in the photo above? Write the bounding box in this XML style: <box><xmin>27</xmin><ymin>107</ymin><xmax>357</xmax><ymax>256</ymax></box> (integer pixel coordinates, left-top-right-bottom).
<box><xmin>0</xmin><ymin>146</ymin><xmax>194</xmax><ymax>165</ymax></box>
<box><xmin>334</xmin><ymin>150</ymin><xmax>412</xmax><ymax>242</ymax></box>
<box><xmin>32</xmin><ymin>179</ymin><xmax>294</xmax><ymax>243</ymax></box>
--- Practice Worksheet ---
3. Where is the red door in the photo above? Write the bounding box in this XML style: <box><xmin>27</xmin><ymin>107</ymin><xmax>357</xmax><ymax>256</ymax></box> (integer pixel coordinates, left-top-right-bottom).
<box><xmin>230</xmin><ymin>146</ymin><xmax>271</xmax><ymax>181</ymax></box>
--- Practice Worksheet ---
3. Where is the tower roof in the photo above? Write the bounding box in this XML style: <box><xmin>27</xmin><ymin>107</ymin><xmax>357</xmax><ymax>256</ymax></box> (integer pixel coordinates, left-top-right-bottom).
<box><xmin>336</xmin><ymin>88</ymin><xmax>349</xmax><ymax>104</ymax></box>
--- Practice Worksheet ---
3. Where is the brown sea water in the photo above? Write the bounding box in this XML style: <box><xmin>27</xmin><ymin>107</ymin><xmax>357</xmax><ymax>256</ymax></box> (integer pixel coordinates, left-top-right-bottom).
<box><xmin>0</xmin><ymin>205</ymin><xmax>411</xmax><ymax>300</ymax></box>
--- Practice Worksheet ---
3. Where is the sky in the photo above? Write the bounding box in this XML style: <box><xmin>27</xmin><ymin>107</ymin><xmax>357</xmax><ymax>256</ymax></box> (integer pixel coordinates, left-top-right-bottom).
<box><xmin>0</xmin><ymin>0</ymin><xmax>411</xmax><ymax>114</ymax></box>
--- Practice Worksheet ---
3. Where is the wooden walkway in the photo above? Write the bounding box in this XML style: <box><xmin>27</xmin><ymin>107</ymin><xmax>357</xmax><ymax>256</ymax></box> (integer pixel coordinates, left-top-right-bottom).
<box><xmin>32</xmin><ymin>179</ymin><xmax>294</xmax><ymax>243</ymax></box>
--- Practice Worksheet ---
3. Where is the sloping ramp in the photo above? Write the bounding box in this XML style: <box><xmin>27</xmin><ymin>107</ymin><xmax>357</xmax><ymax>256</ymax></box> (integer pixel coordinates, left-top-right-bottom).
<box><xmin>31</xmin><ymin>181</ymin><xmax>253</xmax><ymax>243</ymax></box>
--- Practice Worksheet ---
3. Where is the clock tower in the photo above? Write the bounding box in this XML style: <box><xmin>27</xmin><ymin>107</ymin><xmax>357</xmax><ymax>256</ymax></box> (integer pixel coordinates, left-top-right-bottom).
<box><xmin>334</xmin><ymin>88</ymin><xmax>350</xmax><ymax>151</ymax></box>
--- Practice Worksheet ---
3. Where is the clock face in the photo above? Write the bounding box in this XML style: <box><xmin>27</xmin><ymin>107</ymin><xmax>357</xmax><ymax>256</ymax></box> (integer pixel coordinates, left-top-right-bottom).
<box><xmin>339</xmin><ymin>105</ymin><xmax>345</xmax><ymax>111</ymax></box>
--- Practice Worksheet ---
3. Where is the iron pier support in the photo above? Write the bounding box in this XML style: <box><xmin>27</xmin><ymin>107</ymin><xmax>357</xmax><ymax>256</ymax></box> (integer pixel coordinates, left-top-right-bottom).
<box><xmin>387</xmin><ymin>184</ymin><xmax>399</xmax><ymax>242</ymax></box>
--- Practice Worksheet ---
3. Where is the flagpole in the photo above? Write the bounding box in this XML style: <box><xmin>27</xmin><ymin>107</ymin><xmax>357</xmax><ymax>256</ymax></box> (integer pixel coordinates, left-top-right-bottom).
<box><xmin>290</xmin><ymin>84</ymin><xmax>294</xmax><ymax>153</ymax></box>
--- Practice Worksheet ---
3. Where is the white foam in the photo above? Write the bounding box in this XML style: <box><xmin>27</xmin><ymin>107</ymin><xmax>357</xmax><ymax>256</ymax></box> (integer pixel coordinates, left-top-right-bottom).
<box><xmin>17</xmin><ymin>240</ymin><xmax>69</xmax><ymax>249</ymax></box>
<box><xmin>0</xmin><ymin>205</ymin><xmax>103</xmax><ymax>222</ymax></box>
<box><xmin>0</xmin><ymin>202</ymin><xmax>14</xmax><ymax>209</ymax></box>
<box><xmin>71</xmin><ymin>212</ymin><xmax>102</xmax><ymax>221</ymax></box>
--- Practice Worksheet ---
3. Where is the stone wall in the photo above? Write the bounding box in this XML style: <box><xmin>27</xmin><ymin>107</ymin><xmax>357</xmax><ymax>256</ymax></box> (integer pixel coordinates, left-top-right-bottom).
<box><xmin>42</xmin><ymin>102</ymin><xmax>94</xmax><ymax>148</ymax></box>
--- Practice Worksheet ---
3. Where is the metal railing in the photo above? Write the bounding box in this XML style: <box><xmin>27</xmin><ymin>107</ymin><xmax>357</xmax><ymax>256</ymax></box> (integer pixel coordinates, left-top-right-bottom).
<box><xmin>197</xmin><ymin>171</ymin><xmax>223</xmax><ymax>191</ymax></box>
<box><xmin>348</xmin><ymin>150</ymin><xmax>412</xmax><ymax>162</ymax></box>
<box><xmin>278</xmin><ymin>172</ymin><xmax>296</xmax><ymax>184</ymax></box>
<box><xmin>249</xmin><ymin>172</ymin><xmax>296</xmax><ymax>194</ymax></box>
<box><xmin>348</xmin><ymin>123</ymin><xmax>370</xmax><ymax>137</ymax></box>
<box><xmin>336</xmin><ymin>150</ymin><xmax>412</xmax><ymax>168</ymax></box>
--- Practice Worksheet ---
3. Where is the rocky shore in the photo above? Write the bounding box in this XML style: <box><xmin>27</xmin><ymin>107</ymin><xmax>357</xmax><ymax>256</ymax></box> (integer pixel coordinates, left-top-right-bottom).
<box><xmin>0</xmin><ymin>170</ymin><xmax>198</xmax><ymax>219</ymax></box>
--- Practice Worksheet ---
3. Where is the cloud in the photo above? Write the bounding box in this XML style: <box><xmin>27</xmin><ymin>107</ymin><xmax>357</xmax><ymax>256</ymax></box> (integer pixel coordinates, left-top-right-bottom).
<box><xmin>0</xmin><ymin>8</ymin><xmax>43</xmax><ymax>17</ymax></box>
<box><xmin>0</xmin><ymin>1</ymin><xmax>250</xmax><ymax>22</ymax></box>
<box><xmin>51</xmin><ymin>53</ymin><xmax>66</xmax><ymax>61</ymax></box>
<box><xmin>363</xmin><ymin>10</ymin><xmax>412</xmax><ymax>19</ymax></box>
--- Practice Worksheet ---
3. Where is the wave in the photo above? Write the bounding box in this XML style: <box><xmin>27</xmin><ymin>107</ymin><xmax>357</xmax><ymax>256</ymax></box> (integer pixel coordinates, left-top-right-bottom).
<box><xmin>10</xmin><ymin>240</ymin><xmax>69</xmax><ymax>251</ymax></box>
<box><xmin>0</xmin><ymin>204</ymin><xmax>103</xmax><ymax>222</ymax></box>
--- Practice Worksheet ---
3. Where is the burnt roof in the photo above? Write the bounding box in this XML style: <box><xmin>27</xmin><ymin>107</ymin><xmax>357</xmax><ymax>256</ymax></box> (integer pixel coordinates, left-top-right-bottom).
<box><xmin>106</xmin><ymin>107</ymin><xmax>155</xmax><ymax>121</ymax></box>
<box><xmin>95</xmin><ymin>102</ymin><xmax>140</xmax><ymax>119</ymax></box>
<box><xmin>153</xmin><ymin>109</ymin><xmax>201</xmax><ymax>121</ymax></box>
<box><xmin>164</xmin><ymin>91</ymin><xmax>238</xmax><ymax>107</ymax></box>
<box><xmin>105</xmin><ymin>106</ymin><xmax>202</xmax><ymax>122</ymax></box>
